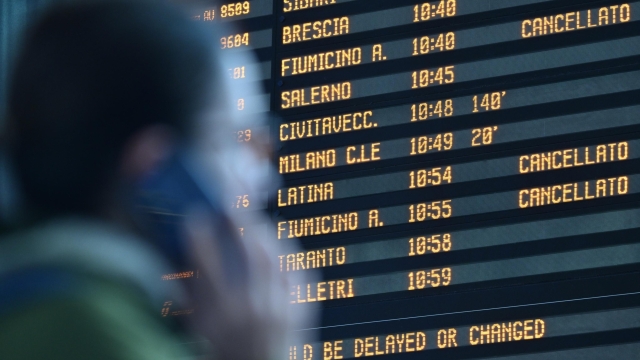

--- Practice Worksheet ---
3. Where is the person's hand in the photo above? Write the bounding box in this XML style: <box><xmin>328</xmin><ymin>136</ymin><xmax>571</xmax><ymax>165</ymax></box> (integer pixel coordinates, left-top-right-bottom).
<box><xmin>183</xmin><ymin>208</ymin><xmax>316</xmax><ymax>360</ymax></box>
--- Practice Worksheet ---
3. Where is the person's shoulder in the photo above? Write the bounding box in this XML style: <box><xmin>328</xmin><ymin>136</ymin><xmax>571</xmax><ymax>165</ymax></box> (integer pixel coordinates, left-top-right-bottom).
<box><xmin>0</xmin><ymin>276</ymin><xmax>190</xmax><ymax>360</ymax></box>
<box><xmin>0</xmin><ymin>217</ymin><xmax>184</xmax><ymax>307</ymax></box>
<box><xmin>0</xmin><ymin>218</ymin><xmax>192</xmax><ymax>360</ymax></box>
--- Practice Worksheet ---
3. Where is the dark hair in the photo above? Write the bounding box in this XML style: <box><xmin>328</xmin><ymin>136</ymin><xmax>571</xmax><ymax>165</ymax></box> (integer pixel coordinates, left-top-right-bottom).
<box><xmin>7</xmin><ymin>0</ymin><xmax>216</xmax><ymax>215</ymax></box>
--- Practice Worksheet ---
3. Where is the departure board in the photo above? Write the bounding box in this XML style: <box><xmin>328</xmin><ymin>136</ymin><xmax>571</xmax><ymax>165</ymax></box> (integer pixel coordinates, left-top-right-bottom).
<box><xmin>169</xmin><ymin>0</ymin><xmax>640</xmax><ymax>358</ymax></box>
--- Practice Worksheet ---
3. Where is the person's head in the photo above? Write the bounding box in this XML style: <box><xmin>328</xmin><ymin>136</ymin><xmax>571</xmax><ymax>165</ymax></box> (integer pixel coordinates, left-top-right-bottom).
<box><xmin>4</xmin><ymin>4</ymin><xmax>316</xmax><ymax>356</ymax></box>
<box><xmin>7</xmin><ymin>0</ymin><xmax>218</xmax><ymax>218</ymax></box>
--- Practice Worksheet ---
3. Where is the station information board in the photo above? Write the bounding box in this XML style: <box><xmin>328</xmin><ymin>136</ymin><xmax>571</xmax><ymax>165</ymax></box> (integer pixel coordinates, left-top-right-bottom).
<box><xmin>178</xmin><ymin>0</ymin><xmax>640</xmax><ymax>358</ymax></box>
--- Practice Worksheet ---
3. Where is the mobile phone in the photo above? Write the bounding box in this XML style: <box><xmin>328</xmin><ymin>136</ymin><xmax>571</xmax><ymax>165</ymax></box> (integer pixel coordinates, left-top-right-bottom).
<box><xmin>133</xmin><ymin>152</ymin><xmax>246</xmax><ymax>282</ymax></box>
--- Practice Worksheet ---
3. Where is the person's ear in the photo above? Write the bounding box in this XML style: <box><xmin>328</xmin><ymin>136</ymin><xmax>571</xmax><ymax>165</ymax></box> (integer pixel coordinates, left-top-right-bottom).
<box><xmin>120</xmin><ymin>125</ymin><xmax>176</xmax><ymax>180</ymax></box>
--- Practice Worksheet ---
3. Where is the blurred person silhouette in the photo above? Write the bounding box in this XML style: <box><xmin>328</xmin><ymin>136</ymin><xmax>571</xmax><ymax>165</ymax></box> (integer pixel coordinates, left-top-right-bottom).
<box><xmin>0</xmin><ymin>0</ymin><xmax>314</xmax><ymax>359</ymax></box>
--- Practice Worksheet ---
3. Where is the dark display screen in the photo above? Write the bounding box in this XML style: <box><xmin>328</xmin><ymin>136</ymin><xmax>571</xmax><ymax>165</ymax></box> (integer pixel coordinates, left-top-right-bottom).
<box><xmin>180</xmin><ymin>0</ymin><xmax>640</xmax><ymax>358</ymax></box>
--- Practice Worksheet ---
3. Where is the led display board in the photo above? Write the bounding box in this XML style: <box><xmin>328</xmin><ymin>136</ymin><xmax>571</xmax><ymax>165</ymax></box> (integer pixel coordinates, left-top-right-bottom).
<box><xmin>175</xmin><ymin>1</ymin><xmax>640</xmax><ymax>358</ymax></box>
